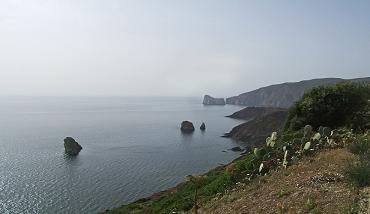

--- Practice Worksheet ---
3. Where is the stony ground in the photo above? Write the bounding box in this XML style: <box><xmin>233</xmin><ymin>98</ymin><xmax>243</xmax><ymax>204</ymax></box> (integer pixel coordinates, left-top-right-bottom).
<box><xmin>197</xmin><ymin>148</ymin><xmax>363</xmax><ymax>214</ymax></box>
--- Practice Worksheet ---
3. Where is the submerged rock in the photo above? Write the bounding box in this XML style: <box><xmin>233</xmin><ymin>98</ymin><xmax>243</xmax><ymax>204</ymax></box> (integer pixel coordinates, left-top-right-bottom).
<box><xmin>230</xmin><ymin>146</ymin><xmax>244</xmax><ymax>152</ymax></box>
<box><xmin>200</xmin><ymin>122</ymin><xmax>206</xmax><ymax>131</ymax></box>
<box><xmin>202</xmin><ymin>95</ymin><xmax>225</xmax><ymax>105</ymax></box>
<box><xmin>64</xmin><ymin>137</ymin><xmax>82</xmax><ymax>156</ymax></box>
<box><xmin>180</xmin><ymin>121</ymin><xmax>195</xmax><ymax>133</ymax></box>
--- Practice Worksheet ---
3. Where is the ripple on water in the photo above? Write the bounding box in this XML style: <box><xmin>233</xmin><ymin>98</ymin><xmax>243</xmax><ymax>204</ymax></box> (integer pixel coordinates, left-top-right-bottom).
<box><xmin>0</xmin><ymin>97</ymin><xmax>243</xmax><ymax>213</ymax></box>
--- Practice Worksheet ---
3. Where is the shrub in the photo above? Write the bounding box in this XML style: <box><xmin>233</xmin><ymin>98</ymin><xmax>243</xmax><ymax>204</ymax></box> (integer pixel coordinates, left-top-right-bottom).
<box><xmin>285</xmin><ymin>82</ymin><xmax>370</xmax><ymax>132</ymax></box>
<box><xmin>347</xmin><ymin>134</ymin><xmax>370</xmax><ymax>160</ymax></box>
<box><xmin>346</xmin><ymin>133</ymin><xmax>370</xmax><ymax>188</ymax></box>
<box><xmin>345</xmin><ymin>161</ymin><xmax>370</xmax><ymax>187</ymax></box>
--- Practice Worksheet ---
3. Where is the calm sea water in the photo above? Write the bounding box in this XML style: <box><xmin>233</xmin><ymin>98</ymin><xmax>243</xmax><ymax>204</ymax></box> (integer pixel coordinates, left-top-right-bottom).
<box><xmin>0</xmin><ymin>96</ymin><xmax>244</xmax><ymax>214</ymax></box>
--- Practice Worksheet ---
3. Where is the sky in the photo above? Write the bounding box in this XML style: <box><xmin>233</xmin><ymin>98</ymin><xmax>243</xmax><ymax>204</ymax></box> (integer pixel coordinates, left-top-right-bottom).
<box><xmin>0</xmin><ymin>0</ymin><xmax>369</xmax><ymax>97</ymax></box>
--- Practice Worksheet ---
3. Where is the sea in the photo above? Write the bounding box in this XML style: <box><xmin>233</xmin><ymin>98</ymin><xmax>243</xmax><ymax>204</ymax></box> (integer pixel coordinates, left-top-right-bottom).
<box><xmin>0</xmin><ymin>96</ymin><xmax>244</xmax><ymax>213</ymax></box>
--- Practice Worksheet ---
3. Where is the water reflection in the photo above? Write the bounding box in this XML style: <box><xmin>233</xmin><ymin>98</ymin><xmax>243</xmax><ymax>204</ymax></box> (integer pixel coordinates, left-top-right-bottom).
<box><xmin>63</xmin><ymin>152</ymin><xmax>81</xmax><ymax>165</ymax></box>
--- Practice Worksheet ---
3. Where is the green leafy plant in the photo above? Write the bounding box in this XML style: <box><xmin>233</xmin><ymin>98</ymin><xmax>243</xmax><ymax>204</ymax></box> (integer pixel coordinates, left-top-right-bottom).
<box><xmin>346</xmin><ymin>133</ymin><xmax>370</xmax><ymax>188</ymax></box>
<box><xmin>345</xmin><ymin>161</ymin><xmax>370</xmax><ymax>188</ymax></box>
<box><xmin>276</xmin><ymin>189</ymin><xmax>290</xmax><ymax>198</ymax></box>
<box><xmin>347</xmin><ymin>134</ymin><xmax>370</xmax><ymax>160</ymax></box>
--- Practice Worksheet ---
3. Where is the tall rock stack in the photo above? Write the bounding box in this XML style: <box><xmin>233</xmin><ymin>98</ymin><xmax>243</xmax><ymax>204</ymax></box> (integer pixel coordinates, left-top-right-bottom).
<box><xmin>180</xmin><ymin>121</ymin><xmax>195</xmax><ymax>133</ymax></box>
<box><xmin>64</xmin><ymin>137</ymin><xmax>82</xmax><ymax>156</ymax></box>
<box><xmin>202</xmin><ymin>95</ymin><xmax>226</xmax><ymax>105</ymax></box>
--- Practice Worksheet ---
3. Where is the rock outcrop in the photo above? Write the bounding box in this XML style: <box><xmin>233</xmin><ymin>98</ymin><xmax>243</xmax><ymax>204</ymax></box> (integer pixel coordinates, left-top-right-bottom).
<box><xmin>224</xmin><ymin>110</ymin><xmax>288</xmax><ymax>147</ymax></box>
<box><xmin>226</xmin><ymin>77</ymin><xmax>370</xmax><ymax>108</ymax></box>
<box><xmin>227</xmin><ymin>106</ymin><xmax>287</xmax><ymax>120</ymax></box>
<box><xmin>200</xmin><ymin>122</ymin><xmax>206</xmax><ymax>131</ymax></box>
<box><xmin>203</xmin><ymin>95</ymin><xmax>225</xmax><ymax>105</ymax></box>
<box><xmin>64</xmin><ymin>137</ymin><xmax>82</xmax><ymax>156</ymax></box>
<box><xmin>180</xmin><ymin>121</ymin><xmax>195</xmax><ymax>133</ymax></box>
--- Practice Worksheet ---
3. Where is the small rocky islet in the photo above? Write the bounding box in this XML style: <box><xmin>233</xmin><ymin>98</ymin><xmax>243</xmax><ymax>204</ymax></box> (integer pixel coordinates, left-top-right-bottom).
<box><xmin>200</xmin><ymin>122</ymin><xmax>206</xmax><ymax>131</ymax></box>
<box><xmin>64</xmin><ymin>137</ymin><xmax>82</xmax><ymax>156</ymax></box>
<box><xmin>180</xmin><ymin>121</ymin><xmax>207</xmax><ymax>132</ymax></box>
<box><xmin>180</xmin><ymin>121</ymin><xmax>195</xmax><ymax>133</ymax></box>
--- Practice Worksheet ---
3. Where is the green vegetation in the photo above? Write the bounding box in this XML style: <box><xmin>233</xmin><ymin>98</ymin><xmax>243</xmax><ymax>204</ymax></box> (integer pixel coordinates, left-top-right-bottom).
<box><xmin>304</xmin><ymin>197</ymin><xmax>319</xmax><ymax>213</ymax></box>
<box><xmin>348</xmin><ymin>132</ymin><xmax>370</xmax><ymax>160</ymax></box>
<box><xmin>340</xmin><ymin>197</ymin><xmax>360</xmax><ymax>214</ymax></box>
<box><xmin>346</xmin><ymin>132</ymin><xmax>370</xmax><ymax>188</ymax></box>
<box><xmin>285</xmin><ymin>82</ymin><xmax>370</xmax><ymax>132</ymax></box>
<box><xmin>276</xmin><ymin>189</ymin><xmax>291</xmax><ymax>198</ymax></box>
<box><xmin>106</xmin><ymin>82</ymin><xmax>369</xmax><ymax>213</ymax></box>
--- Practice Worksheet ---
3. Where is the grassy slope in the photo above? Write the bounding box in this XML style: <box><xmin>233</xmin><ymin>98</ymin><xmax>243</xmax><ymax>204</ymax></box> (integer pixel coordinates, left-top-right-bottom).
<box><xmin>200</xmin><ymin>148</ymin><xmax>357</xmax><ymax>213</ymax></box>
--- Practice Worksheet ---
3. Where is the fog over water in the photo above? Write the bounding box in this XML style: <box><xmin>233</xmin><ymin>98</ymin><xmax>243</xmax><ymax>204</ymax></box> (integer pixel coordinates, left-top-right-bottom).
<box><xmin>1</xmin><ymin>0</ymin><xmax>369</xmax><ymax>97</ymax></box>
<box><xmin>0</xmin><ymin>1</ymin><xmax>369</xmax><ymax>213</ymax></box>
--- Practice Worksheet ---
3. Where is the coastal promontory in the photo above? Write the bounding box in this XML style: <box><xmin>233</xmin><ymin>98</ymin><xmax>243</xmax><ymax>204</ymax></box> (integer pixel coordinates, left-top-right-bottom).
<box><xmin>227</xmin><ymin>106</ymin><xmax>287</xmax><ymax>120</ymax></box>
<box><xmin>225</xmin><ymin>110</ymin><xmax>288</xmax><ymax>147</ymax></box>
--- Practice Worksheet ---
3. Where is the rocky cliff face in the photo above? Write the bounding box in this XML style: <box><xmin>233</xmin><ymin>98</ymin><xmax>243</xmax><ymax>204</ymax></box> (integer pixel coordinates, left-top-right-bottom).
<box><xmin>203</xmin><ymin>95</ymin><xmax>225</xmax><ymax>105</ymax></box>
<box><xmin>225</xmin><ymin>110</ymin><xmax>288</xmax><ymax>147</ymax></box>
<box><xmin>226</xmin><ymin>77</ymin><xmax>370</xmax><ymax>108</ymax></box>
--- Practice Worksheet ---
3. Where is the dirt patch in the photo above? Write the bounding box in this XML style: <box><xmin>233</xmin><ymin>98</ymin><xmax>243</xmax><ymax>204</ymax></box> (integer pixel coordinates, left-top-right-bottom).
<box><xmin>199</xmin><ymin>148</ymin><xmax>357</xmax><ymax>214</ymax></box>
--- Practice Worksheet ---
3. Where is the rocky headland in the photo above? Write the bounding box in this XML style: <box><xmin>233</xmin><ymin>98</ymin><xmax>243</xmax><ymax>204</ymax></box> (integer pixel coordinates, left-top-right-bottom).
<box><xmin>224</xmin><ymin>110</ymin><xmax>288</xmax><ymax>147</ymax></box>
<box><xmin>227</xmin><ymin>106</ymin><xmax>286</xmax><ymax>120</ymax></box>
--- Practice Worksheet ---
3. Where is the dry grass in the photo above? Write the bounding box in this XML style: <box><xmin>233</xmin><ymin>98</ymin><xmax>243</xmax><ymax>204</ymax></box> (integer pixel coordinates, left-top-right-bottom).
<box><xmin>199</xmin><ymin>148</ymin><xmax>358</xmax><ymax>214</ymax></box>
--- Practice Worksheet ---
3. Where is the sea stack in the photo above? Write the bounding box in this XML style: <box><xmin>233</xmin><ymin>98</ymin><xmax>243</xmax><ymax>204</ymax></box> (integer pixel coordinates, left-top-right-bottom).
<box><xmin>180</xmin><ymin>121</ymin><xmax>195</xmax><ymax>133</ymax></box>
<box><xmin>64</xmin><ymin>137</ymin><xmax>82</xmax><ymax>156</ymax></box>
<box><xmin>200</xmin><ymin>122</ymin><xmax>206</xmax><ymax>131</ymax></box>
<box><xmin>202</xmin><ymin>95</ymin><xmax>226</xmax><ymax>105</ymax></box>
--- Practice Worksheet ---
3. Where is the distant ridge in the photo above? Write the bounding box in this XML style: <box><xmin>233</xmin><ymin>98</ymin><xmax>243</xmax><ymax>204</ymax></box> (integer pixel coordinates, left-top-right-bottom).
<box><xmin>226</xmin><ymin>77</ymin><xmax>370</xmax><ymax>108</ymax></box>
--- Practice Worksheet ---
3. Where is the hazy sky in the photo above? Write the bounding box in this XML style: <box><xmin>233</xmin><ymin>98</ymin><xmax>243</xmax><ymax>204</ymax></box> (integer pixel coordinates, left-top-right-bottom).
<box><xmin>1</xmin><ymin>0</ymin><xmax>369</xmax><ymax>97</ymax></box>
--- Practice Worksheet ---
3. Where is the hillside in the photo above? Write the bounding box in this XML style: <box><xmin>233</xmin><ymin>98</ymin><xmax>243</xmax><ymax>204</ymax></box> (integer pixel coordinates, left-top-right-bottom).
<box><xmin>226</xmin><ymin>77</ymin><xmax>370</xmax><ymax>107</ymax></box>
<box><xmin>199</xmin><ymin>148</ymin><xmax>362</xmax><ymax>213</ymax></box>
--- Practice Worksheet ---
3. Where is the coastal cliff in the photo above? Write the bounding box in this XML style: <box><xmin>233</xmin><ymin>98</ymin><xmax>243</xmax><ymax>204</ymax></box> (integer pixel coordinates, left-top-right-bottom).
<box><xmin>203</xmin><ymin>95</ymin><xmax>226</xmax><ymax>105</ymax></box>
<box><xmin>226</xmin><ymin>77</ymin><xmax>370</xmax><ymax>107</ymax></box>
